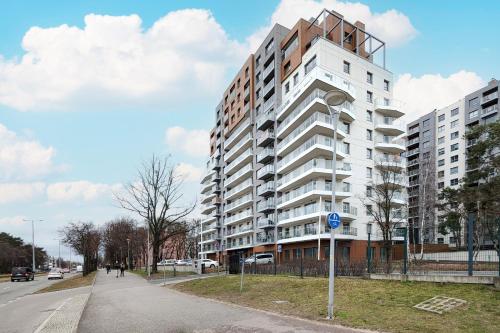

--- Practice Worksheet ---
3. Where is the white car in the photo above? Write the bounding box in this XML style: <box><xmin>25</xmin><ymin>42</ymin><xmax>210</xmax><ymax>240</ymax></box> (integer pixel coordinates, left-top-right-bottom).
<box><xmin>199</xmin><ymin>259</ymin><xmax>218</xmax><ymax>268</ymax></box>
<box><xmin>48</xmin><ymin>269</ymin><xmax>64</xmax><ymax>280</ymax></box>
<box><xmin>245</xmin><ymin>253</ymin><xmax>274</xmax><ymax>265</ymax></box>
<box><xmin>157</xmin><ymin>259</ymin><xmax>176</xmax><ymax>266</ymax></box>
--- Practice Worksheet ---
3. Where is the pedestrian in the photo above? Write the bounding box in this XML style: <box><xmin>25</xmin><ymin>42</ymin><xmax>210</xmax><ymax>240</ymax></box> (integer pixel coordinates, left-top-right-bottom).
<box><xmin>106</xmin><ymin>263</ymin><xmax>111</xmax><ymax>274</ymax></box>
<box><xmin>120</xmin><ymin>263</ymin><xmax>125</xmax><ymax>277</ymax></box>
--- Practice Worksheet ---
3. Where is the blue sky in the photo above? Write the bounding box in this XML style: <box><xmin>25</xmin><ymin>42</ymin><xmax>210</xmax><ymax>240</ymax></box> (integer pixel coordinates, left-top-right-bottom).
<box><xmin>0</xmin><ymin>0</ymin><xmax>499</xmax><ymax>258</ymax></box>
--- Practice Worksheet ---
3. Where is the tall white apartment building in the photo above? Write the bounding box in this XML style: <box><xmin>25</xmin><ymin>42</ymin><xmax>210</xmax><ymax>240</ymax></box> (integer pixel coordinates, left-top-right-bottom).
<box><xmin>199</xmin><ymin>10</ymin><xmax>406</xmax><ymax>264</ymax></box>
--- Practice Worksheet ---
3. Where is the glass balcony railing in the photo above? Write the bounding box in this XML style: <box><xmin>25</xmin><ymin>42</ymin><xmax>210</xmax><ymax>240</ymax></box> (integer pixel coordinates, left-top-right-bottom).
<box><xmin>225</xmin><ymin>133</ymin><xmax>252</xmax><ymax>161</ymax></box>
<box><xmin>225</xmin><ymin>163</ymin><xmax>252</xmax><ymax>186</ymax></box>
<box><xmin>226</xmin><ymin>224</ymin><xmax>253</xmax><ymax>236</ymax></box>
<box><xmin>257</xmin><ymin>164</ymin><xmax>275</xmax><ymax>179</ymax></box>
<box><xmin>278</xmin><ymin>202</ymin><xmax>357</xmax><ymax>222</ymax></box>
<box><xmin>225</xmin><ymin>148</ymin><xmax>253</xmax><ymax>173</ymax></box>
<box><xmin>277</xmin><ymin>159</ymin><xmax>351</xmax><ymax>187</ymax></box>
<box><xmin>225</xmin><ymin>209</ymin><xmax>253</xmax><ymax>225</ymax></box>
<box><xmin>277</xmin><ymin>180</ymin><xmax>349</xmax><ymax>206</ymax></box>
<box><xmin>257</xmin><ymin>181</ymin><xmax>275</xmax><ymax>196</ymax></box>
<box><xmin>278</xmin><ymin>112</ymin><xmax>335</xmax><ymax>150</ymax></box>
<box><xmin>225</xmin><ymin>178</ymin><xmax>252</xmax><ymax>199</ymax></box>
<box><xmin>224</xmin><ymin>118</ymin><xmax>251</xmax><ymax>148</ymax></box>
<box><xmin>224</xmin><ymin>193</ymin><xmax>253</xmax><ymax>212</ymax></box>
<box><xmin>257</xmin><ymin>198</ymin><xmax>275</xmax><ymax>211</ymax></box>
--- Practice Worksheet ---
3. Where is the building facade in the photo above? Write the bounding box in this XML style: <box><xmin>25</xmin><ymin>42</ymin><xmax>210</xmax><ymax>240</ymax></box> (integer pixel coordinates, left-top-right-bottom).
<box><xmin>199</xmin><ymin>10</ymin><xmax>406</xmax><ymax>264</ymax></box>
<box><xmin>406</xmin><ymin>78</ymin><xmax>499</xmax><ymax>246</ymax></box>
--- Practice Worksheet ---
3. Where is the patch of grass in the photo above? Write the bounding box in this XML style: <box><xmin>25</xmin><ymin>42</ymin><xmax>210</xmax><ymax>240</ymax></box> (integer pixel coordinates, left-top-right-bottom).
<box><xmin>130</xmin><ymin>269</ymin><xmax>196</xmax><ymax>280</ymax></box>
<box><xmin>172</xmin><ymin>275</ymin><xmax>500</xmax><ymax>333</ymax></box>
<box><xmin>35</xmin><ymin>271</ymin><xmax>96</xmax><ymax>293</ymax></box>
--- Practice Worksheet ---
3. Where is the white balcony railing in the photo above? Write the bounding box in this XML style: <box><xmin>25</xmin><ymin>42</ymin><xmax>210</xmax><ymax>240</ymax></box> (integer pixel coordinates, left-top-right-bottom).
<box><xmin>277</xmin><ymin>159</ymin><xmax>351</xmax><ymax>188</ymax></box>
<box><xmin>224</xmin><ymin>132</ymin><xmax>252</xmax><ymax>162</ymax></box>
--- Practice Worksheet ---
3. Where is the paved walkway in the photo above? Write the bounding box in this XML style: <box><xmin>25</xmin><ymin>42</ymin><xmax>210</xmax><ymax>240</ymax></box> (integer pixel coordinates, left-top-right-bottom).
<box><xmin>79</xmin><ymin>270</ymin><xmax>369</xmax><ymax>333</ymax></box>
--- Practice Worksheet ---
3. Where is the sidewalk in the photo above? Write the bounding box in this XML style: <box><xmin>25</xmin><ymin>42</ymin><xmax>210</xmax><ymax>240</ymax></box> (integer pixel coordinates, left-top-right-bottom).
<box><xmin>79</xmin><ymin>269</ymin><xmax>371</xmax><ymax>333</ymax></box>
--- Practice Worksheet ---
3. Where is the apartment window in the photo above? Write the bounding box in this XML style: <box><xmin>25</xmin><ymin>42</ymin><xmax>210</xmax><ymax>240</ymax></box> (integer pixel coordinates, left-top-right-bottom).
<box><xmin>438</xmin><ymin>159</ymin><xmax>445</xmax><ymax>166</ymax></box>
<box><xmin>366</xmin><ymin>186</ymin><xmax>373</xmax><ymax>197</ymax></box>
<box><xmin>285</xmin><ymin>83</ymin><xmax>290</xmax><ymax>94</ymax></box>
<box><xmin>366</xmin><ymin>148</ymin><xmax>373</xmax><ymax>160</ymax></box>
<box><xmin>367</xmin><ymin>72</ymin><xmax>373</xmax><ymax>84</ymax></box>
<box><xmin>256</xmin><ymin>55</ymin><xmax>261</xmax><ymax>66</ymax></box>
<box><xmin>450</xmin><ymin>155</ymin><xmax>458</xmax><ymax>163</ymax></box>
<box><xmin>366</xmin><ymin>129</ymin><xmax>373</xmax><ymax>141</ymax></box>
<box><xmin>450</xmin><ymin>178</ymin><xmax>459</xmax><ymax>186</ymax></box>
<box><xmin>438</xmin><ymin>114</ymin><xmax>445</xmax><ymax>122</ymax></box>
<box><xmin>438</xmin><ymin>170</ymin><xmax>445</xmax><ymax>178</ymax></box>
<box><xmin>293</xmin><ymin>73</ymin><xmax>299</xmax><ymax>86</ymax></box>
<box><xmin>469</xmin><ymin>97</ymin><xmax>479</xmax><ymax>109</ymax></box>
<box><xmin>343</xmin><ymin>61</ymin><xmax>350</xmax><ymax>74</ymax></box>
<box><xmin>343</xmin><ymin>142</ymin><xmax>350</xmax><ymax>154</ymax></box>
<box><xmin>423</xmin><ymin>130</ymin><xmax>430</xmax><ymax>138</ymax></box>
<box><xmin>423</xmin><ymin>152</ymin><xmax>430</xmax><ymax>159</ymax></box>
<box><xmin>366</xmin><ymin>167</ymin><xmax>372</xmax><ymax>178</ymax></box>
<box><xmin>450</xmin><ymin>167</ymin><xmax>458</xmax><ymax>174</ymax></box>
<box><xmin>366</xmin><ymin>110</ymin><xmax>373</xmax><ymax>122</ymax></box>
<box><xmin>469</xmin><ymin>110</ymin><xmax>479</xmax><ymax>118</ymax></box>
<box><xmin>304</xmin><ymin>55</ymin><xmax>317</xmax><ymax>75</ymax></box>
<box><xmin>450</xmin><ymin>131</ymin><xmax>459</xmax><ymax>140</ymax></box>
<box><xmin>451</xmin><ymin>108</ymin><xmax>459</xmax><ymax>117</ymax></box>
<box><xmin>423</xmin><ymin>119</ymin><xmax>430</xmax><ymax>128</ymax></box>
<box><xmin>344</xmin><ymin>31</ymin><xmax>353</xmax><ymax>44</ymax></box>
<box><xmin>423</xmin><ymin>141</ymin><xmax>430</xmax><ymax>148</ymax></box>
<box><xmin>384</xmin><ymin>80</ymin><xmax>390</xmax><ymax>92</ymax></box>
<box><xmin>366</xmin><ymin>91</ymin><xmax>373</xmax><ymax>103</ymax></box>
<box><xmin>343</xmin><ymin>122</ymin><xmax>350</xmax><ymax>134</ymax></box>
<box><xmin>255</xmin><ymin>72</ymin><xmax>261</xmax><ymax>83</ymax></box>
<box><xmin>451</xmin><ymin>143</ymin><xmax>459</xmax><ymax>151</ymax></box>
<box><xmin>450</xmin><ymin>120</ymin><xmax>458</xmax><ymax>128</ymax></box>
<box><xmin>438</xmin><ymin>182</ymin><xmax>444</xmax><ymax>189</ymax></box>
<box><xmin>438</xmin><ymin>125</ymin><xmax>445</xmax><ymax>133</ymax></box>
<box><xmin>366</xmin><ymin>205</ymin><xmax>373</xmax><ymax>215</ymax></box>
<box><xmin>438</xmin><ymin>136</ymin><xmax>445</xmax><ymax>144</ymax></box>
<box><xmin>256</xmin><ymin>88</ymin><xmax>261</xmax><ymax>99</ymax></box>
<box><xmin>438</xmin><ymin>148</ymin><xmax>445</xmax><ymax>156</ymax></box>
<box><xmin>284</xmin><ymin>61</ymin><xmax>291</xmax><ymax>74</ymax></box>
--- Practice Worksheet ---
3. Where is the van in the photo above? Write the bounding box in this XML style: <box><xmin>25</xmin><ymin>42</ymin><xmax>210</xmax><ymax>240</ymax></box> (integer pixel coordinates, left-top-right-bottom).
<box><xmin>76</xmin><ymin>265</ymin><xmax>83</xmax><ymax>272</ymax></box>
<box><xmin>245</xmin><ymin>253</ymin><xmax>274</xmax><ymax>265</ymax></box>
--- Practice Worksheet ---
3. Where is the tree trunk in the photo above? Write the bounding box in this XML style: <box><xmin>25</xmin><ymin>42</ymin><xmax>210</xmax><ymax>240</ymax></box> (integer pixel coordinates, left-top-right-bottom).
<box><xmin>152</xmin><ymin>235</ymin><xmax>161</xmax><ymax>273</ymax></box>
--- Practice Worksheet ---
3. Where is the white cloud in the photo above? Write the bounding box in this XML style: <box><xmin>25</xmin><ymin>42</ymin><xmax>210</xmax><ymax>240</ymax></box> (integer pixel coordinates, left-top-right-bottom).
<box><xmin>46</xmin><ymin>181</ymin><xmax>122</xmax><ymax>203</ymax></box>
<box><xmin>248</xmin><ymin>0</ymin><xmax>417</xmax><ymax>51</ymax></box>
<box><xmin>175</xmin><ymin>163</ymin><xmax>204</xmax><ymax>182</ymax></box>
<box><xmin>0</xmin><ymin>10</ymin><xmax>246</xmax><ymax>111</ymax></box>
<box><xmin>394</xmin><ymin>70</ymin><xmax>485</xmax><ymax>122</ymax></box>
<box><xmin>165</xmin><ymin>126</ymin><xmax>209</xmax><ymax>157</ymax></box>
<box><xmin>0</xmin><ymin>216</ymin><xmax>27</xmax><ymax>226</ymax></box>
<box><xmin>0</xmin><ymin>182</ymin><xmax>46</xmax><ymax>204</ymax></box>
<box><xmin>0</xmin><ymin>123</ymin><xmax>62</xmax><ymax>181</ymax></box>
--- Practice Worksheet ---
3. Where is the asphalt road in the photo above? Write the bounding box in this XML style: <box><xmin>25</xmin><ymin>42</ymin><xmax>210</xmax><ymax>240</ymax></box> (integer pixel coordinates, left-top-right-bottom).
<box><xmin>79</xmin><ymin>270</ymin><xmax>367</xmax><ymax>333</ymax></box>
<box><xmin>0</xmin><ymin>273</ymin><xmax>88</xmax><ymax>333</ymax></box>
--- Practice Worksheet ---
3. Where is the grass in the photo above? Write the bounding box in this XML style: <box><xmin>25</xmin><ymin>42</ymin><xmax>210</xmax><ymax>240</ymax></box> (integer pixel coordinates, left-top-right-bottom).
<box><xmin>35</xmin><ymin>271</ymin><xmax>96</xmax><ymax>293</ymax></box>
<box><xmin>172</xmin><ymin>275</ymin><xmax>500</xmax><ymax>333</ymax></box>
<box><xmin>130</xmin><ymin>269</ymin><xmax>196</xmax><ymax>280</ymax></box>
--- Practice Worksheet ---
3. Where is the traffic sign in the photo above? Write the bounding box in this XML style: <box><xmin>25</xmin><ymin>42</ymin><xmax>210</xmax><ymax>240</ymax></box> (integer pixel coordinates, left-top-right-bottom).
<box><xmin>327</xmin><ymin>212</ymin><xmax>341</xmax><ymax>229</ymax></box>
<box><xmin>277</xmin><ymin>244</ymin><xmax>282</xmax><ymax>253</ymax></box>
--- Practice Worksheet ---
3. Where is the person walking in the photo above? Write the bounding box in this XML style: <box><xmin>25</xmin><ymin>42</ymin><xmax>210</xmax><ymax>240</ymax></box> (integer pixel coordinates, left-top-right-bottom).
<box><xmin>120</xmin><ymin>263</ymin><xmax>125</xmax><ymax>277</ymax></box>
<box><xmin>106</xmin><ymin>263</ymin><xmax>111</xmax><ymax>274</ymax></box>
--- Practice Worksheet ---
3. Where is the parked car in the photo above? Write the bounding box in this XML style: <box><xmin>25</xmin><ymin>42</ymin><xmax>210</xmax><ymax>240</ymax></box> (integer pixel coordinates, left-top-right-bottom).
<box><xmin>76</xmin><ymin>265</ymin><xmax>83</xmax><ymax>272</ymax></box>
<box><xmin>176</xmin><ymin>259</ymin><xmax>192</xmax><ymax>266</ymax></box>
<box><xmin>157</xmin><ymin>259</ymin><xmax>176</xmax><ymax>266</ymax></box>
<box><xmin>61</xmin><ymin>268</ymin><xmax>70</xmax><ymax>273</ymax></box>
<box><xmin>199</xmin><ymin>259</ymin><xmax>218</xmax><ymax>268</ymax></box>
<box><xmin>245</xmin><ymin>253</ymin><xmax>274</xmax><ymax>265</ymax></box>
<box><xmin>11</xmin><ymin>267</ymin><xmax>35</xmax><ymax>282</ymax></box>
<box><xmin>48</xmin><ymin>269</ymin><xmax>64</xmax><ymax>280</ymax></box>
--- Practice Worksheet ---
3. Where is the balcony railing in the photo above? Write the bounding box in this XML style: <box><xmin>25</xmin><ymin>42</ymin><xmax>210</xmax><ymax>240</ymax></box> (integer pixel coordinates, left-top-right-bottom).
<box><xmin>225</xmin><ymin>148</ymin><xmax>253</xmax><ymax>173</ymax></box>
<box><xmin>277</xmin><ymin>180</ymin><xmax>350</xmax><ymax>206</ymax></box>
<box><xmin>225</xmin><ymin>163</ymin><xmax>253</xmax><ymax>187</ymax></box>
<box><xmin>257</xmin><ymin>218</ymin><xmax>275</xmax><ymax>228</ymax></box>
<box><xmin>263</xmin><ymin>61</ymin><xmax>275</xmax><ymax>78</ymax></box>
<box><xmin>225</xmin><ymin>178</ymin><xmax>252</xmax><ymax>199</ymax></box>
<box><xmin>256</xmin><ymin>232</ymin><xmax>274</xmax><ymax>244</ymax></box>
<box><xmin>256</xmin><ymin>111</ymin><xmax>274</xmax><ymax>130</ymax></box>
<box><xmin>278</xmin><ymin>225</ymin><xmax>358</xmax><ymax>239</ymax></box>
<box><xmin>225</xmin><ymin>133</ymin><xmax>252</xmax><ymax>162</ymax></box>
<box><xmin>481</xmin><ymin>92</ymin><xmax>498</xmax><ymax>104</ymax></box>
<box><xmin>257</xmin><ymin>181</ymin><xmax>275</xmax><ymax>196</ymax></box>
<box><xmin>257</xmin><ymin>148</ymin><xmax>274</xmax><ymax>163</ymax></box>
<box><xmin>226</xmin><ymin>224</ymin><xmax>254</xmax><ymax>236</ymax></box>
<box><xmin>278</xmin><ymin>202</ymin><xmax>357</xmax><ymax>222</ymax></box>
<box><xmin>225</xmin><ymin>209</ymin><xmax>253</xmax><ymax>225</ymax></box>
<box><xmin>224</xmin><ymin>193</ymin><xmax>253</xmax><ymax>212</ymax></box>
<box><xmin>407</xmin><ymin>127</ymin><xmax>419</xmax><ymax>135</ymax></box>
<box><xmin>277</xmin><ymin>112</ymin><xmax>335</xmax><ymax>151</ymax></box>
<box><xmin>257</xmin><ymin>164</ymin><xmax>275</xmax><ymax>179</ymax></box>
<box><xmin>224</xmin><ymin>118</ymin><xmax>251</xmax><ymax>148</ymax></box>
<box><xmin>406</xmin><ymin>137</ymin><xmax>420</xmax><ymax>146</ymax></box>
<box><xmin>257</xmin><ymin>198</ymin><xmax>275</xmax><ymax>212</ymax></box>
<box><xmin>277</xmin><ymin>159</ymin><xmax>351</xmax><ymax>188</ymax></box>
<box><xmin>257</xmin><ymin>129</ymin><xmax>275</xmax><ymax>146</ymax></box>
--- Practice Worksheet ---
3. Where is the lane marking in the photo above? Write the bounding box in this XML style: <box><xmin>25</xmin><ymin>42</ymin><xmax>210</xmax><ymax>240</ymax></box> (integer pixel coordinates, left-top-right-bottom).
<box><xmin>34</xmin><ymin>297</ymin><xmax>72</xmax><ymax>333</ymax></box>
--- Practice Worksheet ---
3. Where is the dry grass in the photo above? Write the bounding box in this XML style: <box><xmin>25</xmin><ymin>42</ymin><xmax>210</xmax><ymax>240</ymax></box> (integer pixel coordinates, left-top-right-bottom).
<box><xmin>131</xmin><ymin>269</ymin><xmax>196</xmax><ymax>280</ymax></box>
<box><xmin>35</xmin><ymin>271</ymin><xmax>96</xmax><ymax>293</ymax></box>
<box><xmin>172</xmin><ymin>275</ymin><xmax>500</xmax><ymax>333</ymax></box>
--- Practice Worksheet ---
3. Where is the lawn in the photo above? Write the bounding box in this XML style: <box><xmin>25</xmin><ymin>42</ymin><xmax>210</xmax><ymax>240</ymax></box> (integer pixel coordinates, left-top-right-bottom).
<box><xmin>172</xmin><ymin>275</ymin><xmax>500</xmax><ymax>333</ymax></box>
<box><xmin>35</xmin><ymin>271</ymin><xmax>96</xmax><ymax>293</ymax></box>
<box><xmin>130</xmin><ymin>269</ymin><xmax>196</xmax><ymax>280</ymax></box>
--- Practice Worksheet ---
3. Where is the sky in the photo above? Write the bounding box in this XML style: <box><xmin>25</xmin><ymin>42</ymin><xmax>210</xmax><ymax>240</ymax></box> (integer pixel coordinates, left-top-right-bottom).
<box><xmin>1</xmin><ymin>0</ymin><xmax>499</xmax><ymax>259</ymax></box>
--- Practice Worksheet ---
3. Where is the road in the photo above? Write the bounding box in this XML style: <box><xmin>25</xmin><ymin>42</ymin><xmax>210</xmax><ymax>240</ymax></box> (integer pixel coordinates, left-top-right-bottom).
<box><xmin>0</xmin><ymin>273</ymin><xmax>89</xmax><ymax>333</ymax></box>
<box><xmin>79</xmin><ymin>270</ymin><xmax>367</xmax><ymax>333</ymax></box>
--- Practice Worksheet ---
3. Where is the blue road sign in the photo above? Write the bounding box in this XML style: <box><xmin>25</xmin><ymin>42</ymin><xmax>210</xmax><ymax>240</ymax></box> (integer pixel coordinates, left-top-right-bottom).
<box><xmin>328</xmin><ymin>212</ymin><xmax>341</xmax><ymax>229</ymax></box>
<box><xmin>277</xmin><ymin>244</ymin><xmax>282</xmax><ymax>253</ymax></box>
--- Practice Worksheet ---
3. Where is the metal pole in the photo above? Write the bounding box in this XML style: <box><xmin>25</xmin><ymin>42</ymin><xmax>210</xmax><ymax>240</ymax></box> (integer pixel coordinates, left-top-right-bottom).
<box><xmin>147</xmin><ymin>222</ymin><xmax>151</xmax><ymax>277</ymax></box>
<box><xmin>58</xmin><ymin>239</ymin><xmax>61</xmax><ymax>268</ymax></box>
<box><xmin>367</xmin><ymin>232</ymin><xmax>371</xmax><ymax>274</ymax></box>
<box><xmin>69</xmin><ymin>247</ymin><xmax>72</xmax><ymax>272</ymax></box>
<box><xmin>32</xmin><ymin>220</ymin><xmax>35</xmax><ymax>272</ymax></box>
<box><xmin>240</xmin><ymin>257</ymin><xmax>245</xmax><ymax>293</ymax></box>
<box><xmin>327</xmin><ymin>106</ymin><xmax>339</xmax><ymax>319</ymax></box>
<box><xmin>403</xmin><ymin>227</ymin><xmax>408</xmax><ymax>275</ymax></box>
<box><xmin>467</xmin><ymin>213</ymin><xmax>474</xmax><ymax>276</ymax></box>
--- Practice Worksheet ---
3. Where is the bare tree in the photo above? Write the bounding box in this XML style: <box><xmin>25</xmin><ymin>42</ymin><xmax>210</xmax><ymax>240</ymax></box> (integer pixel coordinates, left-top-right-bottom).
<box><xmin>101</xmin><ymin>217</ymin><xmax>138</xmax><ymax>267</ymax></box>
<box><xmin>115</xmin><ymin>155</ymin><xmax>195</xmax><ymax>273</ymax></box>
<box><xmin>362</xmin><ymin>158</ymin><xmax>407</xmax><ymax>273</ymax></box>
<box><xmin>60</xmin><ymin>222</ymin><xmax>100</xmax><ymax>276</ymax></box>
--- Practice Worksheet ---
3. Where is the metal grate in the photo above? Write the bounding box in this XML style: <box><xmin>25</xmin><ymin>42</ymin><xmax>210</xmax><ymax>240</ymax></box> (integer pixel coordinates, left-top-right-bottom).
<box><xmin>414</xmin><ymin>296</ymin><xmax>467</xmax><ymax>314</ymax></box>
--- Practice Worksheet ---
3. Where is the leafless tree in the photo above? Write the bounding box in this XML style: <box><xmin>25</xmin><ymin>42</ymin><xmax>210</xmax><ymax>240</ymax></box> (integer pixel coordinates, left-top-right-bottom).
<box><xmin>115</xmin><ymin>155</ymin><xmax>195</xmax><ymax>273</ymax></box>
<box><xmin>361</xmin><ymin>158</ymin><xmax>407</xmax><ymax>273</ymax></box>
<box><xmin>60</xmin><ymin>222</ymin><xmax>100</xmax><ymax>276</ymax></box>
<box><xmin>101</xmin><ymin>217</ymin><xmax>139</xmax><ymax>268</ymax></box>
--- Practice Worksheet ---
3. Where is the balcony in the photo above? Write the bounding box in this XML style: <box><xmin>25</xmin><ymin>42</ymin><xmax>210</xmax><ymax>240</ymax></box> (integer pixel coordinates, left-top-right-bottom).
<box><xmin>224</xmin><ymin>132</ymin><xmax>252</xmax><ymax>163</ymax></box>
<box><xmin>256</xmin><ymin>147</ymin><xmax>274</xmax><ymax>164</ymax></box>
<box><xmin>225</xmin><ymin>163</ymin><xmax>253</xmax><ymax>188</ymax></box>
<box><xmin>200</xmin><ymin>170</ymin><xmax>215</xmax><ymax>185</ymax></box>
<box><xmin>374</xmin><ymin>117</ymin><xmax>405</xmax><ymax>136</ymax></box>
<box><xmin>257</xmin><ymin>181</ymin><xmax>275</xmax><ymax>197</ymax></box>
<box><xmin>200</xmin><ymin>204</ymin><xmax>216</xmax><ymax>215</ymax></box>
<box><xmin>226</xmin><ymin>224</ymin><xmax>254</xmax><ymax>237</ymax></box>
<box><xmin>277</xmin><ymin>202</ymin><xmax>357</xmax><ymax>227</ymax></box>
<box><xmin>481</xmin><ymin>91</ymin><xmax>498</xmax><ymax>105</ymax></box>
<box><xmin>226</xmin><ymin>240</ymin><xmax>254</xmax><ymax>250</ymax></box>
<box><xmin>225</xmin><ymin>209</ymin><xmax>253</xmax><ymax>226</ymax></box>
<box><xmin>406</xmin><ymin>137</ymin><xmax>420</xmax><ymax>146</ymax></box>
<box><xmin>376</xmin><ymin>155</ymin><xmax>406</xmax><ymax>171</ymax></box>
<box><xmin>200</xmin><ymin>193</ymin><xmax>216</xmax><ymax>205</ymax></box>
<box><xmin>224</xmin><ymin>118</ymin><xmax>251</xmax><ymax>150</ymax></box>
<box><xmin>375</xmin><ymin>136</ymin><xmax>405</xmax><ymax>154</ymax></box>
<box><xmin>263</xmin><ymin>78</ymin><xmax>275</xmax><ymax>99</ymax></box>
<box><xmin>374</xmin><ymin>98</ymin><xmax>405</xmax><ymax>118</ymax></box>
<box><xmin>482</xmin><ymin>104</ymin><xmax>498</xmax><ymax>116</ymax></box>
<box><xmin>244</xmin><ymin>85</ymin><xmax>251</xmax><ymax>102</ymax></box>
<box><xmin>278</xmin><ymin>224</ymin><xmax>357</xmax><ymax>242</ymax></box>
<box><xmin>257</xmin><ymin>198</ymin><xmax>275</xmax><ymax>213</ymax></box>
<box><xmin>257</xmin><ymin>218</ymin><xmax>275</xmax><ymax>229</ymax></box>
<box><xmin>263</xmin><ymin>61</ymin><xmax>275</xmax><ymax>81</ymax></box>
<box><xmin>256</xmin><ymin>112</ymin><xmax>274</xmax><ymax>131</ymax></box>
<box><xmin>224</xmin><ymin>193</ymin><xmax>253</xmax><ymax>213</ymax></box>
<box><xmin>200</xmin><ymin>182</ymin><xmax>215</xmax><ymax>194</ymax></box>
<box><xmin>391</xmin><ymin>192</ymin><xmax>407</xmax><ymax>206</ymax></box>
<box><xmin>225</xmin><ymin>178</ymin><xmax>253</xmax><ymax>201</ymax></box>
<box><xmin>257</xmin><ymin>164</ymin><xmax>275</xmax><ymax>180</ymax></box>
<box><xmin>406</xmin><ymin>148</ymin><xmax>420</xmax><ymax>157</ymax></box>
<box><xmin>256</xmin><ymin>232</ymin><xmax>275</xmax><ymax>244</ymax></box>
<box><xmin>277</xmin><ymin>181</ymin><xmax>352</xmax><ymax>210</ymax></box>
<box><xmin>257</xmin><ymin>129</ymin><xmax>275</xmax><ymax>147</ymax></box>
<box><xmin>225</xmin><ymin>148</ymin><xmax>253</xmax><ymax>175</ymax></box>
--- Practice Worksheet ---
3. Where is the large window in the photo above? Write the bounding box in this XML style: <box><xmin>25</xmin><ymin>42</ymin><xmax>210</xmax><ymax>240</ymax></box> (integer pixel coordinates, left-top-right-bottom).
<box><xmin>469</xmin><ymin>97</ymin><xmax>479</xmax><ymax>109</ymax></box>
<box><xmin>438</xmin><ymin>114</ymin><xmax>445</xmax><ymax>122</ymax></box>
<box><xmin>438</xmin><ymin>148</ymin><xmax>445</xmax><ymax>156</ymax></box>
<box><xmin>451</xmin><ymin>143</ymin><xmax>459</xmax><ymax>151</ymax></box>
<box><xmin>450</xmin><ymin>131</ymin><xmax>459</xmax><ymax>140</ymax></box>
<box><xmin>450</xmin><ymin>155</ymin><xmax>458</xmax><ymax>163</ymax></box>
<box><xmin>438</xmin><ymin>125</ymin><xmax>445</xmax><ymax>133</ymax></box>
<box><xmin>438</xmin><ymin>136</ymin><xmax>445</xmax><ymax>144</ymax></box>
<box><xmin>451</xmin><ymin>108</ymin><xmax>459</xmax><ymax>116</ymax></box>
<box><xmin>450</xmin><ymin>120</ymin><xmax>458</xmax><ymax>128</ymax></box>
<box><xmin>450</xmin><ymin>178</ymin><xmax>459</xmax><ymax>186</ymax></box>
<box><xmin>304</xmin><ymin>56</ymin><xmax>317</xmax><ymax>75</ymax></box>
<box><xmin>282</xmin><ymin>33</ymin><xmax>298</xmax><ymax>59</ymax></box>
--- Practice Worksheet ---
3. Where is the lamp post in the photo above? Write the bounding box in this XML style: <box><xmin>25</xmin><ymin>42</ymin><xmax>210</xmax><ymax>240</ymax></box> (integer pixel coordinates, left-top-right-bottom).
<box><xmin>323</xmin><ymin>90</ymin><xmax>348</xmax><ymax>320</ymax></box>
<box><xmin>23</xmin><ymin>219</ymin><xmax>43</xmax><ymax>272</ymax></box>
<box><xmin>126</xmin><ymin>238</ymin><xmax>131</xmax><ymax>270</ymax></box>
<box><xmin>367</xmin><ymin>223</ymin><xmax>372</xmax><ymax>274</ymax></box>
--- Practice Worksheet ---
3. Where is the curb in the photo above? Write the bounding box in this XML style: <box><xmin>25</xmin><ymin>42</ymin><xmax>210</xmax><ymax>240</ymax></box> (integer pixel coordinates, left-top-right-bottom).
<box><xmin>166</xmin><ymin>287</ymin><xmax>381</xmax><ymax>333</ymax></box>
<box><xmin>74</xmin><ymin>271</ymin><xmax>98</xmax><ymax>332</ymax></box>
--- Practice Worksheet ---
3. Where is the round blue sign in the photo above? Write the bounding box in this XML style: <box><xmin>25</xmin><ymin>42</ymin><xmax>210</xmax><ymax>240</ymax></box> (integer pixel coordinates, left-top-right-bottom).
<box><xmin>328</xmin><ymin>212</ymin><xmax>341</xmax><ymax>229</ymax></box>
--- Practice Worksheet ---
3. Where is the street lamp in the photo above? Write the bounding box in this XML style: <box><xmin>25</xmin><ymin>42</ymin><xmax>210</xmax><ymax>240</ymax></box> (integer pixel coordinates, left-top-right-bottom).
<box><xmin>323</xmin><ymin>89</ymin><xmax>348</xmax><ymax>320</ymax></box>
<box><xmin>367</xmin><ymin>223</ymin><xmax>372</xmax><ymax>274</ymax></box>
<box><xmin>23</xmin><ymin>219</ymin><xmax>43</xmax><ymax>272</ymax></box>
<box><xmin>126</xmin><ymin>238</ymin><xmax>131</xmax><ymax>270</ymax></box>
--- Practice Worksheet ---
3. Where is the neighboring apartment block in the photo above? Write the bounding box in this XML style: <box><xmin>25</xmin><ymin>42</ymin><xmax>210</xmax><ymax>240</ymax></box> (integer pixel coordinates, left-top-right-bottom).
<box><xmin>199</xmin><ymin>9</ymin><xmax>406</xmax><ymax>264</ymax></box>
<box><xmin>406</xmin><ymin>78</ymin><xmax>499</xmax><ymax>245</ymax></box>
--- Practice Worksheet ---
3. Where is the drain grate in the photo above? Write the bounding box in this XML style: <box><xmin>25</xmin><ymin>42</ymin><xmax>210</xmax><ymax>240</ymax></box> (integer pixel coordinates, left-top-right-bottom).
<box><xmin>414</xmin><ymin>296</ymin><xmax>466</xmax><ymax>314</ymax></box>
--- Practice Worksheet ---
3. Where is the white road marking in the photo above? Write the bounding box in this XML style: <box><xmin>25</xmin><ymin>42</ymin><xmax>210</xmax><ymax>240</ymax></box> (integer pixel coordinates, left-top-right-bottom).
<box><xmin>33</xmin><ymin>297</ymin><xmax>73</xmax><ymax>333</ymax></box>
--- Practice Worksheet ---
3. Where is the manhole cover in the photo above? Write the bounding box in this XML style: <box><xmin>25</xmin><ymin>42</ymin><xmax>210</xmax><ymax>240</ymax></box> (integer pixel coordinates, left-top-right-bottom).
<box><xmin>414</xmin><ymin>296</ymin><xmax>466</xmax><ymax>314</ymax></box>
